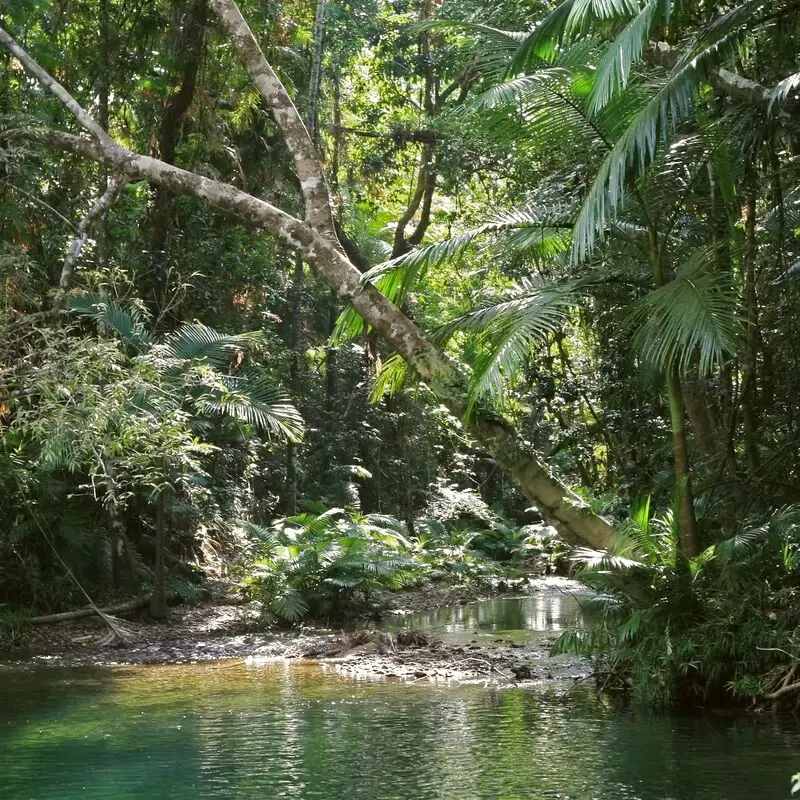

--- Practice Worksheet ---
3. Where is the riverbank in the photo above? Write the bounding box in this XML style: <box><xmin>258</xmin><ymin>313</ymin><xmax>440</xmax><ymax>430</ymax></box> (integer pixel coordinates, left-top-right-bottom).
<box><xmin>0</xmin><ymin>578</ymin><xmax>592</xmax><ymax>685</ymax></box>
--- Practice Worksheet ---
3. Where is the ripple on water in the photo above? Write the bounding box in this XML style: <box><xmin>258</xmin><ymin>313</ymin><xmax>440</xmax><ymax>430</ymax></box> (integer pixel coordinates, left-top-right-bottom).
<box><xmin>0</xmin><ymin>597</ymin><xmax>799</xmax><ymax>800</ymax></box>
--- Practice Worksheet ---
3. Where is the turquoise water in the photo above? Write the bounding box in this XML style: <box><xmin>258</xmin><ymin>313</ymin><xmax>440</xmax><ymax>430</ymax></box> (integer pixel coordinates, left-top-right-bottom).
<box><xmin>1</xmin><ymin>593</ymin><xmax>798</xmax><ymax>799</ymax></box>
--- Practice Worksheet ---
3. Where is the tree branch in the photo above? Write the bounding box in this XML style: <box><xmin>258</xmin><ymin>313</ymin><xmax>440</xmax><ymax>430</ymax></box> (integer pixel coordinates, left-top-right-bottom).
<box><xmin>208</xmin><ymin>0</ymin><xmax>336</xmax><ymax>235</ymax></box>
<box><xmin>0</xmin><ymin>28</ymin><xmax>113</xmax><ymax>146</ymax></box>
<box><xmin>647</xmin><ymin>41</ymin><xmax>799</xmax><ymax>116</ymax></box>
<box><xmin>53</xmin><ymin>175</ymin><xmax>128</xmax><ymax>309</ymax></box>
<box><xmin>0</xmin><ymin>11</ymin><xmax>618</xmax><ymax>553</ymax></box>
<box><xmin>331</xmin><ymin>125</ymin><xmax>443</xmax><ymax>144</ymax></box>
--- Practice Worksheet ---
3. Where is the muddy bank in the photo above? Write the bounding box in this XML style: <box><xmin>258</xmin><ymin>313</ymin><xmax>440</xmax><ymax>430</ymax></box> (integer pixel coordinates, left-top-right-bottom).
<box><xmin>1</xmin><ymin>578</ymin><xmax>529</xmax><ymax>667</ymax></box>
<box><xmin>0</xmin><ymin>579</ymin><xmax>592</xmax><ymax>685</ymax></box>
<box><xmin>0</xmin><ymin>598</ymin><xmax>295</xmax><ymax>668</ymax></box>
<box><xmin>280</xmin><ymin>629</ymin><xmax>591</xmax><ymax>685</ymax></box>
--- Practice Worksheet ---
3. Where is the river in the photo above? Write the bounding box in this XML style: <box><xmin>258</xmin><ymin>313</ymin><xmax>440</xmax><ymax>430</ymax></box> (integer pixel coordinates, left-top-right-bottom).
<box><xmin>1</xmin><ymin>585</ymin><xmax>798</xmax><ymax>799</ymax></box>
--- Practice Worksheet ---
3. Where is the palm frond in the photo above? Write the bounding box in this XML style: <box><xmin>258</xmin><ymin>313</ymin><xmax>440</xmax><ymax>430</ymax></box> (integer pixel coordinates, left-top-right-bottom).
<box><xmin>769</xmin><ymin>70</ymin><xmax>800</xmax><ymax>113</ymax></box>
<box><xmin>367</xmin><ymin>205</ymin><xmax>573</xmax><ymax>288</ymax></box>
<box><xmin>237</xmin><ymin>520</ymin><xmax>279</xmax><ymax>558</ymax></box>
<box><xmin>271</xmin><ymin>589</ymin><xmax>309</xmax><ymax>621</ymax></box>
<box><xmin>438</xmin><ymin>277</ymin><xmax>576</xmax><ymax>404</ymax></box>
<box><xmin>197</xmin><ymin>375</ymin><xmax>304</xmax><ymax>441</ymax></box>
<box><xmin>714</xmin><ymin>529</ymin><xmax>762</xmax><ymax>564</ymax></box>
<box><xmin>588</xmin><ymin>0</ymin><xmax>669</xmax><ymax>115</ymax></box>
<box><xmin>68</xmin><ymin>296</ymin><xmax>153</xmax><ymax>350</ymax></box>
<box><xmin>370</xmin><ymin>353</ymin><xmax>409</xmax><ymax>402</ymax></box>
<box><xmin>472</xmin><ymin>68</ymin><xmax>572</xmax><ymax>110</ymax></box>
<box><xmin>629</xmin><ymin>245</ymin><xmax>741</xmax><ymax>375</ymax></box>
<box><xmin>564</xmin><ymin>0</ymin><xmax>641</xmax><ymax>35</ymax></box>
<box><xmin>571</xmin><ymin>546</ymin><xmax>645</xmax><ymax>572</ymax></box>
<box><xmin>161</xmin><ymin>323</ymin><xmax>265</xmax><ymax>368</ymax></box>
<box><xmin>572</xmin><ymin>0</ymin><xmax>767</xmax><ymax>260</ymax></box>
<box><xmin>509</xmin><ymin>0</ymin><xmax>579</xmax><ymax>69</ymax></box>
<box><xmin>333</xmin><ymin>205</ymin><xmax>573</xmax><ymax>345</ymax></box>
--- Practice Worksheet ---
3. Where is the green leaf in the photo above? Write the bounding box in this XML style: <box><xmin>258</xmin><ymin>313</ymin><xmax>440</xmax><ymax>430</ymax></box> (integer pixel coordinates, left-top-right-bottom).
<box><xmin>197</xmin><ymin>375</ymin><xmax>304</xmax><ymax>441</ymax></box>
<box><xmin>438</xmin><ymin>277</ymin><xmax>576</xmax><ymax>406</ymax></box>
<box><xmin>161</xmin><ymin>323</ymin><xmax>264</xmax><ymax>369</ymax></box>
<box><xmin>629</xmin><ymin>245</ymin><xmax>741</xmax><ymax>375</ymax></box>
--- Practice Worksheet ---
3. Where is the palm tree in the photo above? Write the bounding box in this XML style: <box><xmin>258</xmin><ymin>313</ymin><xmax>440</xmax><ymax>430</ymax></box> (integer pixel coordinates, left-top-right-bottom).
<box><xmin>340</xmin><ymin>0</ymin><xmax>799</xmax><ymax>560</ymax></box>
<box><xmin>70</xmin><ymin>296</ymin><xmax>304</xmax><ymax>616</ymax></box>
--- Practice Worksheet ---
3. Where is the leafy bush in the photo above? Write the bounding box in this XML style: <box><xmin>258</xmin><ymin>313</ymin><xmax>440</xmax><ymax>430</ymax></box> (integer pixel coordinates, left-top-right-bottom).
<box><xmin>242</xmin><ymin>508</ymin><xmax>417</xmax><ymax>623</ymax></box>
<box><xmin>554</xmin><ymin>501</ymin><xmax>800</xmax><ymax>707</ymax></box>
<box><xmin>410</xmin><ymin>518</ymin><xmax>500</xmax><ymax>585</ymax></box>
<box><xmin>0</xmin><ymin>608</ymin><xmax>33</xmax><ymax>649</ymax></box>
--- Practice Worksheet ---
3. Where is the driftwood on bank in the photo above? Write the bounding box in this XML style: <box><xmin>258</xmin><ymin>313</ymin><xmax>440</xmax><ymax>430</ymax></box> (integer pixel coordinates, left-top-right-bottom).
<box><xmin>31</xmin><ymin>596</ymin><xmax>154</xmax><ymax>625</ymax></box>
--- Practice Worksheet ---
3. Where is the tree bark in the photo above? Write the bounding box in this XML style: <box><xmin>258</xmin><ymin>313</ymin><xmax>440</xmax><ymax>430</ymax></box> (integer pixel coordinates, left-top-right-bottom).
<box><xmin>31</xmin><ymin>597</ymin><xmax>152</xmax><ymax>625</ymax></box>
<box><xmin>648</xmin><ymin>227</ymin><xmax>699</xmax><ymax>560</ymax></box>
<box><xmin>742</xmin><ymin>184</ymin><xmax>761</xmax><ymax>476</ymax></box>
<box><xmin>306</xmin><ymin>0</ymin><xmax>325</xmax><ymax>142</ymax></box>
<box><xmin>150</xmin><ymin>490</ymin><xmax>169</xmax><ymax>619</ymax></box>
<box><xmin>53</xmin><ymin>176</ymin><xmax>127</xmax><ymax>309</ymax></box>
<box><xmin>666</xmin><ymin>368</ymin><xmax>700</xmax><ymax>560</ymax></box>
<box><xmin>0</xmin><ymin>11</ymin><xmax>617</xmax><ymax>552</ymax></box>
<box><xmin>150</xmin><ymin>0</ymin><xmax>207</xmax><ymax>258</ymax></box>
<box><xmin>283</xmin><ymin>253</ymin><xmax>303</xmax><ymax>515</ymax></box>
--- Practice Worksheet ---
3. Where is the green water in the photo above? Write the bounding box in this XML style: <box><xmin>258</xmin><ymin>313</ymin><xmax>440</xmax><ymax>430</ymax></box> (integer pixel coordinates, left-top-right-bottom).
<box><xmin>387</xmin><ymin>580</ymin><xmax>590</xmax><ymax>645</ymax></box>
<box><xmin>1</xmin><ymin>592</ymin><xmax>799</xmax><ymax>800</ymax></box>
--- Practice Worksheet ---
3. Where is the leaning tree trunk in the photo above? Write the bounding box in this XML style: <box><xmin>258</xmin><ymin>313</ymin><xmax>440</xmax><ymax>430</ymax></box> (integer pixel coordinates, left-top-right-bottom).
<box><xmin>150</xmin><ymin>489</ymin><xmax>169</xmax><ymax>619</ymax></box>
<box><xmin>0</xmin><ymin>5</ymin><xmax>617</xmax><ymax>552</ymax></box>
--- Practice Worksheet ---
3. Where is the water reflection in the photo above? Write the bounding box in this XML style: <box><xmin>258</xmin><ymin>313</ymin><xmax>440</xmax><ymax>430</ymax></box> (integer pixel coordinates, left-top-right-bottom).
<box><xmin>1</xmin><ymin>659</ymin><xmax>798</xmax><ymax>800</ymax></box>
<box><xmin>387</xmin><ymin>580</ymin><xmax>591</xmax><ymax>644</ymax></box>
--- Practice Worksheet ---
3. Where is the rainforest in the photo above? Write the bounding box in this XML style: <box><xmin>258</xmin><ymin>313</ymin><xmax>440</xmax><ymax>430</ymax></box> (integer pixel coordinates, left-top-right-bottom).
<box><xmin>2</xmin><ymin>0</ymin><xmax>800</xmax><ymax>796</ymax></box>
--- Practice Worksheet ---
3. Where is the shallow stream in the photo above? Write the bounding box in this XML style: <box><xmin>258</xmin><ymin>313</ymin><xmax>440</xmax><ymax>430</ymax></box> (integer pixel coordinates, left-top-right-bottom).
<box><xmin>1</xmin><ymin>586</ymin><xmax>798</xmax><ymax>799</ymax></box>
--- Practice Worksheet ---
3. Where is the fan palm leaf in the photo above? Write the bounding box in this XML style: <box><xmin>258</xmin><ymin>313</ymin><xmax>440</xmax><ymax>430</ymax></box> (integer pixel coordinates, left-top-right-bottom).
<box><xmin>628</xmin><ymin>245</ymin><xmax>741</xmax><ymax>375</ymax></box>
<box><xmin>197</xmin><ymin>374</ymin><xmax>304</xmax><ymax>441</ymax></box>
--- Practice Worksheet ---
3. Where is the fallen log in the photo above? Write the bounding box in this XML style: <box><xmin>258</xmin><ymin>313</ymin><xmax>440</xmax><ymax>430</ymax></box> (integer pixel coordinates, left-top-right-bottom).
<box><xmin>31</xmin><ymin>596</ymin><xmax>152</xmax><ymax>625</ymax></box>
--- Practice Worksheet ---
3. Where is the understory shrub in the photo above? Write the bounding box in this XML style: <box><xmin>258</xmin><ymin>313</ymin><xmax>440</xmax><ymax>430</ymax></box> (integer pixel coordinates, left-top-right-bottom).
<box><xmin>554</xmin><ymin>501</ymin><xmax>800</xmax><ymax>707</ymax></box>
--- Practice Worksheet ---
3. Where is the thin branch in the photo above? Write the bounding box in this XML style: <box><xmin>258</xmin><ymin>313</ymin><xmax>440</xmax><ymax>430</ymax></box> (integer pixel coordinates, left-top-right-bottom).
<box><xmin>764</xmin><ymin>681</ymin><xmax>800</xmax><ymax>702</ymax></box>
<box><xmin>0</xmin><ymin>180</ymin><xmax>75</xmax><ymax>229</ymax></box>
<box><xmin>53</xmin><ymin>175</ymin><xmax>128</xmax><ymax>309</ymax></box>
<box><xmin>331</xmin><ymin>125</ymin><xmax>443</xmax><ymax>144</ymax></box>
<box><xmin>0</xmin><ymin>27</ymin><xmax>114</xmax><ymax>145</ymax></box>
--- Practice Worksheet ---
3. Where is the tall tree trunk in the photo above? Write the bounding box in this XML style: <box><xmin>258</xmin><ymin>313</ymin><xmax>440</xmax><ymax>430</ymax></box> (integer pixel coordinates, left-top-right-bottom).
<box><xmin>150</xmin><ymin>489</ymin><xmax>168</xmax><ymax>619</ymax></box>
<box><xmin>742</xmin><ymin>184</ymin><xmax>761</xmax><ymax>476</ymax></box>
<box><xmin>666</xmin><ymin>368</ymin><xmax>700</xmax><ymax>560</ymax></box>
<box><xmin>283</xmin><ymin>253</ymin><xmax>303</xmax><ymax>515</ymax></box>
<box><xmin>149</xmin><ymin>0</ymin><xmax>207</xmax><ymax>307</ymax></box>
<box><xmin>648</xmin><ymin>229</ymin><xmax>700</xmax><ymax>560</ymax></box>
<box><xmin>285</xmin><ymin>0</ymin><xmax>327</xmax><ymax>512</ymax></box>
<box><xmin>306</xmin><ymin>0</ymin><xmax>325</xmax><ymax>141</ymax></box>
